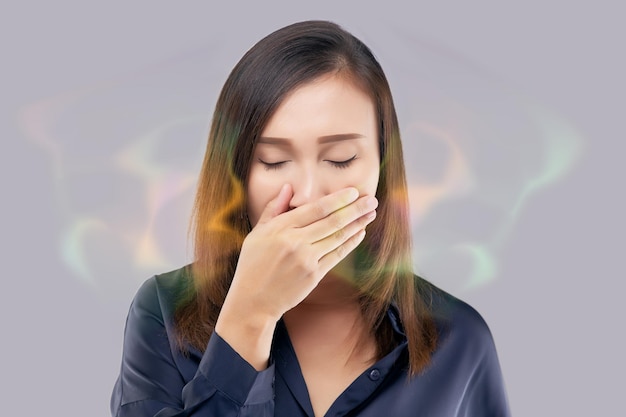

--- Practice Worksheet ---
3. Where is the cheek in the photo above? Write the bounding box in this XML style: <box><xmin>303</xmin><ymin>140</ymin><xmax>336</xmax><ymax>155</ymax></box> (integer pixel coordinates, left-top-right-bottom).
<box><xmin>350</xmin><ymin>159</ymin><xmax>380</xmax><ymax>198</ymax></box>
<box><xmin>321</xmin><ymin>164</ymin><xmax>379</xmax><ymax>200</ymax></box>
<box><xmin>246</xmin><ymin>167</ymin><xmax>284</xmax><ymax>227</ymax></box>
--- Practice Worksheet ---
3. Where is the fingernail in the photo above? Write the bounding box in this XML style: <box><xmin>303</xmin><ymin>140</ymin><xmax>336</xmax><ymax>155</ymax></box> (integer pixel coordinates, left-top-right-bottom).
<box><xmin>367</xmin><ymin>197</ymin><xmax>378</xmax><ymax>209</ymax></box>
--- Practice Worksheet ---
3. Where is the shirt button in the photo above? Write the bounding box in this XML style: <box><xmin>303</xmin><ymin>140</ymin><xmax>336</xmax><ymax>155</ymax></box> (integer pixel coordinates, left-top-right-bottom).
<box><xmin>369</xmin><ymin>369</ymin><xmax>381</xmax><ymax>381</ymax></box>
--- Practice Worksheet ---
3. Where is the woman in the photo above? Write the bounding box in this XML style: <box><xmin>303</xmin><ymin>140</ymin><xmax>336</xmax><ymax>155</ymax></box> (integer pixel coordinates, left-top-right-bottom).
<box><xmin>111</xmin><ymin>20</ymin><xmax>510</xmax><ymax>417</ymax></box>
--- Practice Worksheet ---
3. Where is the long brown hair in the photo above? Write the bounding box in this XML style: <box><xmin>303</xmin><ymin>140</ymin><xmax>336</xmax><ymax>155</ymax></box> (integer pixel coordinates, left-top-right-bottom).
<box><xmin>176</xmin><ymin>20</ymin><xmax>437</xmax><ymax>376</ymax></box>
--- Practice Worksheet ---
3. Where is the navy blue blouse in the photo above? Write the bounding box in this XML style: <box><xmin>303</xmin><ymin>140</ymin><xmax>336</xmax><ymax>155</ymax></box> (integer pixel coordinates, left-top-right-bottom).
<box><xmin>111</xmin><ymin>267</ymin><xmax>510</xmax><ymax>416</ymax></box>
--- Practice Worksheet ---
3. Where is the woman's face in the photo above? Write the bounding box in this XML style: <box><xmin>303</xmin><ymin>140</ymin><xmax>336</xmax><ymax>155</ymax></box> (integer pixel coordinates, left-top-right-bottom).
<box><xmin>247</xmin><ymin>74</ymin><xmax>381</xmax><ymax>226</ymax></box>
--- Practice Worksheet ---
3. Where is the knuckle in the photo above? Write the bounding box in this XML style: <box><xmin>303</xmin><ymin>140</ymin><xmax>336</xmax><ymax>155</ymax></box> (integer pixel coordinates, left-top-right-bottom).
<box><xmin>292</xmin><ymin>240</ymin><xmax>306</xmax><ymax>255</ymax></box>
<box><xmin>306</xmin><ymin>259</ymin><xmax>318</xmax><ymax>275</ymax></box>
<box><xmin>358</xmin><ymin>199</ymin><xmax>371</xmax><ymax>214</ymax></box>
<box><xmin>335</xmin><ymin>243</ymin><xmax>348</xmax><ymax>259</ymax></box>
<box><xmin>333</xmin><ymin>227</ymin><xmax>346</xmax><ymax>242</ymax></box>
<box><xmin>330</xmin><ymin>213</ymin><xmax>344</xmax><ymax>231</ymax></box>
<box><xmin>361</xmin><ymin>212</ymin><xmax>374</xmax><ymax>226</ymax></box>
<box><xmin>278</xmin><ymin>233</ymin><xmax>297</xmax><ymax>253</ymax></box>
<box><xmin>311</xmin><ymin>202</ymin><xmax>327</xmax><ymax>219</ymax></box>
<box><xmin>298</xmin><ymin>254</ymin><xmax>317</xmax><ymax>275</ymax></box>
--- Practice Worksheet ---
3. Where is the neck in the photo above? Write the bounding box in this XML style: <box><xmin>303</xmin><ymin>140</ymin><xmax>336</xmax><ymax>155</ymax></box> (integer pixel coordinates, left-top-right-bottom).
<box><xmin>297</xmin><ymin>252</ymin><xmax>361</xmax><ymax>308</ymax></box>
<box><xmin>282</xmin><ymin>274</ymin><xmax>375</xmax><ymax>367</ymax></box>
<box><xmin>283</xmin><ymin>253</ymin><xmax>366</xmax><ymax>344</ymax></box>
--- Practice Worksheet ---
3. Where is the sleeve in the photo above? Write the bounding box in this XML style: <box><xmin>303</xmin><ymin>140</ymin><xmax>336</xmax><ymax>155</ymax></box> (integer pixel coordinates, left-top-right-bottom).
<box><xmin>110</xmin><ymin>278</ymin><xmax>275</xmax><ymax>417</ymax></box>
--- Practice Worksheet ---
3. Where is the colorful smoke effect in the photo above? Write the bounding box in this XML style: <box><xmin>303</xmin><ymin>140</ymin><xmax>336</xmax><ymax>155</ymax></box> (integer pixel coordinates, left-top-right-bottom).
<box><xmin>403</xmin><ymin>98</ymin><xmax>583</xmax><ymax>289</ymax></box>
<box><xmin>17</xmin><ymin>68</ymin><xmax>209</xmax><ymax>290</ymax></box>
<box><xmin>17</xmin><ymin>36</ymin><xmax>584</xmax><ymax>295</ymax></box>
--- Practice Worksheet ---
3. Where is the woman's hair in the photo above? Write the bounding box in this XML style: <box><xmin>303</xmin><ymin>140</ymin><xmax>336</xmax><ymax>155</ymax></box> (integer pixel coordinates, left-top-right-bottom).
<box><xmin>176</xmin><ymin>20</ymin><xmax>437</xmax><ymax>376</ymax></box>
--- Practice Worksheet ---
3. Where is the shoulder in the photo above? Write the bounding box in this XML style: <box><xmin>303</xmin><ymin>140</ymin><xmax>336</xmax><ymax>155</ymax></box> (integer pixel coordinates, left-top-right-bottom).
<box><xmin>417</xmin><ymin>276</ymin><xmax>497</xmax><ymax>353</ymax></box>
<box><xmin>131</xmin><ymin>264</ymin><xmax>193</xmax><ymax>324</ymax></box>
<box><xmin>403</xmin><ymin>277</ymin><xmax>510</xmax><ymax>414</ymax></box>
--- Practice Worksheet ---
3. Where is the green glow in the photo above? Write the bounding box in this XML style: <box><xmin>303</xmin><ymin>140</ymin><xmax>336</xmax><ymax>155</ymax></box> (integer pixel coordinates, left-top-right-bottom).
<box><xmin>458</xmin><ymin>244</ymin><xmax>498</xmax><ymax>289</ymax></box>
<box><xmin>512</xmin><ymin>102</ymin><xmax>585</xmax><ymax>218</ymax></box>
<box><xmin>60</xmin><ymin>217</ymin><xmax>106</xmax><ymax>286</ymax></box>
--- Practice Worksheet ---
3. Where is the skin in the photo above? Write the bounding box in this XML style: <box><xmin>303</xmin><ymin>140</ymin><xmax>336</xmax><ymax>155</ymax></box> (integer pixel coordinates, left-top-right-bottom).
<box><xmin>247</xmin><ymin>74</ymin><xmax>380</xmax><ymax>225</ymax></box>
<box><xmin>215</xmin><ymin>74</ymin><xmax>381</xmax><ymax>416</ymax></box>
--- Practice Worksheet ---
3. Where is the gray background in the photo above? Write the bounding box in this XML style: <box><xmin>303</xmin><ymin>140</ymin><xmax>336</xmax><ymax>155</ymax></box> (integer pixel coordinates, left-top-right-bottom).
<box><xmin>2</xmin><ymin>1</ymin><xmax>624</xmax><ymax>415</ymax></box>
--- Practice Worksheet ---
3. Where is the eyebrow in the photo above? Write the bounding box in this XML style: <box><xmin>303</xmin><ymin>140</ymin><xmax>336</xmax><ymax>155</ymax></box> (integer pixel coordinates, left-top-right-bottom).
<box><xmin>257</xmin><ymin>133</ymin><xmax>365</xmax><ymax>145</ymax></box>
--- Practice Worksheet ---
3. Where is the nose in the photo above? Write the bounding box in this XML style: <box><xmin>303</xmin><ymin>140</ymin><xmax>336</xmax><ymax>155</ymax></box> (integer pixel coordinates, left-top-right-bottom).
<box><xmin>288</xmin><ymin>168</ymin><xmax>323</xmax><ymax>210</ymax></box>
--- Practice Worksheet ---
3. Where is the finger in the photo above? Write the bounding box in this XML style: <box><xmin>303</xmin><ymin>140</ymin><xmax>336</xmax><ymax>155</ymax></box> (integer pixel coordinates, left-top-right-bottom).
<box><xmin>317</xmin><ymin>228</ymin><xmax>367</xmax><ymax>277</ymax></box>
<box><xmin>281</xmin><ymin>187</ymin><xmax>360</xmax><ymax>228</ymax></box>
<box><xmin>256</xmin><ymin>183</ymin><xmax>293</xmax><ymax>225</ymax></box>
<box><xmin>305</xmin><ymin>195</ymin><xmax>378</xmax><ymax>243</ymax></box>
<box><xmin>312</xmin><ymin>209</ymin><xmax>375</xmax><ymax>257</ymax></box>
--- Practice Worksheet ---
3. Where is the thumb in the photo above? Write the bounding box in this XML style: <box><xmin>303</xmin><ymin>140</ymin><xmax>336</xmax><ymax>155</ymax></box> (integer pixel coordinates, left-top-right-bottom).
<box><xmin>256</xmin><ymin>184</ymin><xmax>292</xmax><ymax>225</ymax></box>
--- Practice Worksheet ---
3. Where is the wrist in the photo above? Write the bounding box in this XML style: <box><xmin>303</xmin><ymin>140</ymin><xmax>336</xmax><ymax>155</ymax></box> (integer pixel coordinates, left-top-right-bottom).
<box><xmin>215</xmin><ymin>302</ymin><xmax>278</xmax><ymax>371</ymax></box>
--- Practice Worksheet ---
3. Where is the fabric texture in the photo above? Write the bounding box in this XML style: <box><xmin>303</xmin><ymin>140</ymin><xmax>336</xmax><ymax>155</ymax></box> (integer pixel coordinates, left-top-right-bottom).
<box><xmin>111</xmin><ymin>266</ymin><xmax>511</xmax><ymax>416</ymax></box>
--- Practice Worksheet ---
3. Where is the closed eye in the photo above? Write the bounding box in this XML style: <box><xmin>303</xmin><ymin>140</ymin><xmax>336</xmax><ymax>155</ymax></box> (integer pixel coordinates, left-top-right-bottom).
<box><xmin>325</xmin><ymin>155</ymin><xmax>357</xmax><ymax>169</ymax></box>
<box><xmin>258</xmin><ymin>158</ymin><xmax>289</xmax><ymax>171</ymax></box>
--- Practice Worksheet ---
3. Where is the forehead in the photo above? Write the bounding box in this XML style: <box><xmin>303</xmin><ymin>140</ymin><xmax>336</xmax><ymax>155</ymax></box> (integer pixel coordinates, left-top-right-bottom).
<box><xmin>260</xmin><ymin>74</ymin><xmax>377</xmax><ymax>140</ymax></box>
